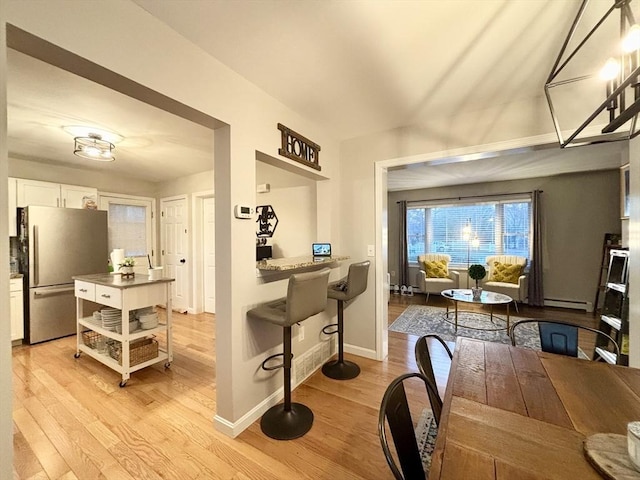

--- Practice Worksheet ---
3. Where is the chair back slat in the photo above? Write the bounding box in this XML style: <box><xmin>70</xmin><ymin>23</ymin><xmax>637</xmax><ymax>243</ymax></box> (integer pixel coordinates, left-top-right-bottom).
<box><xmin>379</xmin><ymin>372</ymin><xmax>440</xmax><ymax>480</ymax></box>
<box><xmin>385</xmin><ymin>382</ymin><xmax>424</xmax><ymax>479</ymax></box>
<box><xmin>414</xmin><ymin>335</ymin><xmax>452</xmax><ymax>425</ymax></box>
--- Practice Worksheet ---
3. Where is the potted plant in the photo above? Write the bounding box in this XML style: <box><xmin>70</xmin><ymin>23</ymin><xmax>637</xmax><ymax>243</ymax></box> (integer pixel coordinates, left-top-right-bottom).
<box><xmin>468</xmin><ymin>264</ymin><xmax>486</xmax><ymax>300</ymax></box>
<box><xmin>120</xmin><ymin>257</ymin><xmax>135</xmax><ymax>278</ymax></box>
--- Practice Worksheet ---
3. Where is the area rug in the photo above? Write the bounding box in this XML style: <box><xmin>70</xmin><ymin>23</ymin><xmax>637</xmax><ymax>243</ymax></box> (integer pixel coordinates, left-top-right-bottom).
<box><xmin>389</xmin><ymin>304</ymin><xmax>541</xmax><ymax>350</ymax></box>
<box><xmin>416</xmin><ymin>408</ymin><xmax>438</xmax><ymax>474</ymax></box>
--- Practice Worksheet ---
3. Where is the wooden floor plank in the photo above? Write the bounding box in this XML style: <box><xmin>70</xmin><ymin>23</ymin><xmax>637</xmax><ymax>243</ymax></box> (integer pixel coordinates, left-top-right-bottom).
<box><xmin>12</xmin><ymin>294</ymin><xmax>596</xmax><ymax>479</ymax></box>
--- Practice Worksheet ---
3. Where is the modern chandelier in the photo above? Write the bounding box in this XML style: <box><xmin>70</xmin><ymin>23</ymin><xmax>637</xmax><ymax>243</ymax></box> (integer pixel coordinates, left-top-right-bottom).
<box><xmin>545</xmin><ymin>0</ymin><xmax>640</xmax><ymax>147</ymax></box>
<box><xmin>73</xmin><ymin>133</ymin><xmax>115</xmax><ymax>162</ymax></box>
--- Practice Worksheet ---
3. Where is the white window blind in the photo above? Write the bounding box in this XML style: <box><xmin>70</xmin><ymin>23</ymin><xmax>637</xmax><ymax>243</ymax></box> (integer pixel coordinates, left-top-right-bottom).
<box><xmin>108</xmin><ymin>203</ymin><xmax>147</xmax><ymax>257</ymax></box>
<box><xmin>407</xmin><ymin>195</ymin><xmax>531</xmax><ymax>266</ymax></box>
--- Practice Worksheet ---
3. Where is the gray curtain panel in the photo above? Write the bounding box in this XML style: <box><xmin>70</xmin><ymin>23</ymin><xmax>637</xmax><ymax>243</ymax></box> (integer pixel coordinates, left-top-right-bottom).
<box><xmin>528</xmin><ymin>190</ymin><xmax>544</xmax><ymax>306</ymax></box>
<box><xmin>398</xmin><ymin>200</ymin><xmax>408</xmax><ymax>287</ymax></box>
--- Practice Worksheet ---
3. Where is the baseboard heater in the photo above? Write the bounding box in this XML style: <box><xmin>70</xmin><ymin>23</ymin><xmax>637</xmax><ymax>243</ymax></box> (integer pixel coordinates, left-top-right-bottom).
<box><xmin>543</xmin><ymin>298</ymin><xmax>593</xmax><ymax>313</ymax></box>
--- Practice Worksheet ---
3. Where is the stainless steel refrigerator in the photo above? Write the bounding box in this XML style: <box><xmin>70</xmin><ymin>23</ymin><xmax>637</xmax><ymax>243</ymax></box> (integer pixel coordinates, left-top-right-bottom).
<box><xmin>18</xmin><ymin>206</ymin><xmax>108</xmax><ymax>344</ymax></box>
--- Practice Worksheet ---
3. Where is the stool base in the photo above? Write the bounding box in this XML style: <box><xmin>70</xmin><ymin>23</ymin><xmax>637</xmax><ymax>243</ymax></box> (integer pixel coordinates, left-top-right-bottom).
<box><xmin>322</xmin><ymin>359</ymin><xmax>360</xmax><ymax>380</ymax></box>
<box><xmin>260</xmin><ymin>402</ymin><xmax>314</xmax><ymax>440</ymax></box>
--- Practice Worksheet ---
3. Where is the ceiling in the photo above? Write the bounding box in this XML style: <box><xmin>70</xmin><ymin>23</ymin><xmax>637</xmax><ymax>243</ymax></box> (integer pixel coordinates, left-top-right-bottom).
<box><xmin>7</xmin><ymin>49</ymin><xmax>214</xmax><ymax>184</ymax></box>
<box><xmin>6</xmin><ymin>0</ymin><xmax>627</xmax><ymax>189</ymax></box>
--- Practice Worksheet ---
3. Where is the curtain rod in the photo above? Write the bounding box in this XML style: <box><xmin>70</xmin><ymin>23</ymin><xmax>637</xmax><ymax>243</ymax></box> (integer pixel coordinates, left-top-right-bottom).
<box><xmin>397</xmin><ymin>190</ymin><xmax>542</xmax><ymax>204</ymax></box>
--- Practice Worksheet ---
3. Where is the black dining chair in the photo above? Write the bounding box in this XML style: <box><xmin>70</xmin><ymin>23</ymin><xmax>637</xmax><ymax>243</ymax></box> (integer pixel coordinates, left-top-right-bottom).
<box><xmin>509</xmin><ymin>319</ymin><xmax>620</xmax><ymax>363</ymax></box>
<box><xmin>378</xmin><ymin>372</ymin><xmax>440</xmax><ymax>480</ymax></box>
<box><xmin>414</xmin><ymin>334</ymin><xmax>452</xmax><ymax>425</ymax></box>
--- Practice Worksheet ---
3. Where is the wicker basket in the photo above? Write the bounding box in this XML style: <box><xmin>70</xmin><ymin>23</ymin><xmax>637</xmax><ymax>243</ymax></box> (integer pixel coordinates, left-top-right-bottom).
<box><xmin>82</xmin><ymin>330</ymin><xmax>104</xmax><ymax>349</ymax></box>
<box><xmin>108</xmin><ymin>337</ymin><xmax>158</xmax><ymax>366</ymax></box>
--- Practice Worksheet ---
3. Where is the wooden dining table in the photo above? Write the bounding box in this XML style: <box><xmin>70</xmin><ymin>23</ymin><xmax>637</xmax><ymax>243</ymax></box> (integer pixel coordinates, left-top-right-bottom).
<box><xmin>429</xmin><ymin>337</ymin><xmax>640</xmax><ymax>479</ymax></box>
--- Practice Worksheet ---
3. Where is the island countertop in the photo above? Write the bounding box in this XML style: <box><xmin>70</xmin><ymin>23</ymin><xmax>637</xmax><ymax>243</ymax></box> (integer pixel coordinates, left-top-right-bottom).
<box><xmin>256</xmin><ymin>255</ymin><xmax>349</xmax><ymax>271</ymax></box>
<box><xmin>73</xmin><ymin>273</ymin><xmax>174</xmax><ymax>289</ymax></box>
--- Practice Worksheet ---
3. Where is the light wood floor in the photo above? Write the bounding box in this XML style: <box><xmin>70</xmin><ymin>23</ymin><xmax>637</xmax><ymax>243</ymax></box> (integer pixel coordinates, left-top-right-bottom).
<box><xmin>12</xmin><ymin>295</ymin><xmax>596</xmax><ymax>479</ymax></box>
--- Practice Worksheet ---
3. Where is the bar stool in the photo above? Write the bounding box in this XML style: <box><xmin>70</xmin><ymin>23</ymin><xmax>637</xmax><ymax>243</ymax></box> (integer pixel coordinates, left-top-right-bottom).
<box><xmin>247</xmin><ymin>267</ymin><xmax>330</xmax><ymax>440</ymax></box>
<box><xmin>322</xmin><ymin>260</ymin><xmax>370</xmax><ymax>380</ymax></box>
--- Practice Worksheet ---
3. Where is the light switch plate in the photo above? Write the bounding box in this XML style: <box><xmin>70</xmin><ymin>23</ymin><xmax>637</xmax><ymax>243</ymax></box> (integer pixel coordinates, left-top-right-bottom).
<box><xmin>367</xmin><ymin>245</ymin><xmax>375</xmax><ymax>257</ymax></box>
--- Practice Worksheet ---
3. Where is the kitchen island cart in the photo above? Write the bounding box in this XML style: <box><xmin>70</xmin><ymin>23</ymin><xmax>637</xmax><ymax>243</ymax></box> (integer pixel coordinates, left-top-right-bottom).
<box><xmin>73</xmin><ymin>273</ymin><xmax>174</xmax><ymax>386</ymax></box>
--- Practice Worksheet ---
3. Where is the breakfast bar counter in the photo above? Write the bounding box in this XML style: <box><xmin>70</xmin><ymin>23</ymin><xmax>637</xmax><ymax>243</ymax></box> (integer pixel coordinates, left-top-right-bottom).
<box><xmin>256</xmin><ymin>255</ymin><xmax>349</xmax><ymax>271</ymax></box>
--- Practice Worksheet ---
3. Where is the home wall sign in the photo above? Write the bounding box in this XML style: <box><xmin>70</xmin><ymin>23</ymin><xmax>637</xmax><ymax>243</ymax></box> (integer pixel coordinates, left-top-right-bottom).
<box><xmin>256</xmin><ymin>205</ymin><xmax>278</xmax><ymax>238</ymax></box>
<box><xmin>277</xmin><ymin>123</ymin><xmax>321</xmax><ymax>171</ymax></box>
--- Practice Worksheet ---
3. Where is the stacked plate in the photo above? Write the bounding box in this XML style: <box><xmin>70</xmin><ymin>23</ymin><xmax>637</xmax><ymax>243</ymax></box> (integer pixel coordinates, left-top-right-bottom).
<box><xmin>100</xmin><ymin>308</ymin><xmax>122</xmax><ymax>331</ymax></box>
<box><xmin>92</xmin><ymin>310</ymin><xmax>102</xmax><ymax>324</ymax></box>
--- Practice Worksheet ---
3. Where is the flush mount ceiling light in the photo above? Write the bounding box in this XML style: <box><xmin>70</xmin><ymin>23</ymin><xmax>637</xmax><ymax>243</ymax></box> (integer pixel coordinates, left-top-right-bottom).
<box><xmin>545</xmin><ymin>0</ymin><xmax>640</xmax><ymax>147</ymax></box>
<box><xmin>74</xmin><ymin>133</ymin><xmax>115</xmax><ymax>162</ymax></box>
<box><xmin>63</xmin><ymin>125</ymin><xmax>123</xmax><ymax>144</ymax></box>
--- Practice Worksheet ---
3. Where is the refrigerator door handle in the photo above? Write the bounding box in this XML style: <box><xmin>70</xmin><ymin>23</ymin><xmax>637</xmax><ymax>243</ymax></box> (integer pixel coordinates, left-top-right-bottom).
<box><xmin>33</xmin><ymin>286</ymin><xmax>75</xmax><ymax>297</ymax></box>
<box><xmin>33</xmin><ymin>224</ymin><xmax>39</xmax><ymax>286</ymax></box>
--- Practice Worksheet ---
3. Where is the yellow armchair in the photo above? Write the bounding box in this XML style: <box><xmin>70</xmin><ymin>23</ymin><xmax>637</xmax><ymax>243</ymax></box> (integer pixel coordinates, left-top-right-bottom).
<box><xmin>484</xmin><ymin>255</ymin><xmax>528</xmax><ymax>311</ymax></box>
<box><xmin>416</xmin><ymin>254</ymin><xmax>460</xmax><ymax>303</ymax></box>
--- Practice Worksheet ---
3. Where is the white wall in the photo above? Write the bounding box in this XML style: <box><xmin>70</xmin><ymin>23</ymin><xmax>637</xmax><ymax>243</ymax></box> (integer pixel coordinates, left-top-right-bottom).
<box><xmin>4</xmin><ymin>0</ymin><xmax>343</xmax><ymax>442</ymax></box>
<box><xmin>9</xmin><ymin>156</ymin><xmax>157</xmax><ymax>197</ymax></box>
<box><xmin>155</xmin><ymin>170</ymin><xmax>214</xmax><ymax>199</ymax></box>
<box><xmin>256</xmin><ymin>159</ymin><xmax>317</xmax><ymax>257</ymax></box>
<box><xmin>0</xmin><ymin>3</ymin><xmax>12</xmax><ymax>476</ymax></box>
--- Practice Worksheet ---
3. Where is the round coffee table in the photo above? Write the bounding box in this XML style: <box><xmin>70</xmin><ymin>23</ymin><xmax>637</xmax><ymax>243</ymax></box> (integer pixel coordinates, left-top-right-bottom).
<box><xmin>441</xmin><ymin>288</ymin><xmax>513</xmax><ymax>332</ymax></box>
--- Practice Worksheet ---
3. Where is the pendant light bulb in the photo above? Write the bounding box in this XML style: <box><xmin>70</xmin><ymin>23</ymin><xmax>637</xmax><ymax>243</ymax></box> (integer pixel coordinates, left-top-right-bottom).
<box><xmin>600</xmin><ymin>57</ymin><xmax>621</xmax><ymax>81</ymax></box>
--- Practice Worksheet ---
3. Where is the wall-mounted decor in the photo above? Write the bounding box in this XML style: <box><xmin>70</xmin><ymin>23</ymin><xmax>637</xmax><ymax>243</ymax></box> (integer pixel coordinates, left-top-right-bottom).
<box><xmin>256</xmin><ymin>205</ymin><xmax>279</xmax><ymax>238</ymax></box>
<box><xmin>277</xmin><ymin>123</ymin><xmax>321</xmax><ymax>171</ymax></box>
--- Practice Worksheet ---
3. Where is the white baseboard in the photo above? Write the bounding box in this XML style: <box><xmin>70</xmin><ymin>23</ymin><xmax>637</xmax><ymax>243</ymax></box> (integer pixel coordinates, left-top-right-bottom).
<box><xmin>543</xmin><ymin>298</ymin><xmax>593</xmax><ymax>312</ymax></box>
<box><xmin>344</xmin><ymin>343</ymin><xmax>378</xmax><ymax>360</ymax></box>
<box><xmin>213</xmin><ymin>387</ymin><xmax>283</xmax><ymax>438</ymax></box>
<box><xmin>214</xmin><ymin>341</ymin><xmax>335</xmax><ymax>438</ymax></box>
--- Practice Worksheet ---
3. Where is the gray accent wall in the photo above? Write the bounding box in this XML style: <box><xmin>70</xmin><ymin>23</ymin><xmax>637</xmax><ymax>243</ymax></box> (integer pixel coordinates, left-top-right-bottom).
<box><xmin>388</xmin><ymin>169</ymin><xmax>621</xmax><ymax>309</ymax></box>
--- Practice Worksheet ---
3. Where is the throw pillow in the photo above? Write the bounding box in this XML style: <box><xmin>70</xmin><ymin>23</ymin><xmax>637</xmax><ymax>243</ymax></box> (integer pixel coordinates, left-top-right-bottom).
<box><xmin>490</xmin><ymin>261</ymin><xmax>523</xmax><ymax>284</ymax></box>
<box><xmin>423</xmin><ymin>260</ymin><xmax>448</xmax><ymax>278</ymax></box>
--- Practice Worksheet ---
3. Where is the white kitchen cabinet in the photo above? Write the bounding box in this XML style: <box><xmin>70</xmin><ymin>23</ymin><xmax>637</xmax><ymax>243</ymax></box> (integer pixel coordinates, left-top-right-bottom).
<box><xmin>16</xmin><ymin>178</ymin><xmax>61</xmax><ymax>207</ymax></box>
<box><xmin>61</xmin><ymin>183</ymin><xmax>98</xmax><ymax>209</ymax></box>
<box><xmin>8</xmin><ymin>177</ymin><xmax>17</xmax><ymax>236</ymax></box>
<box><xmin>10</xmin><ymin>278</ymin><xmax>24</xmax><ymax>342</ymax></box>
<box><xmin>74</xmin><ymin>274</ymin><xmax>174</xmax><ymax>387</ymax></box>
<box><xmin>16</xmin><ymin>179</ymin><xmax>97</xmax><ymax>209</ymax></box>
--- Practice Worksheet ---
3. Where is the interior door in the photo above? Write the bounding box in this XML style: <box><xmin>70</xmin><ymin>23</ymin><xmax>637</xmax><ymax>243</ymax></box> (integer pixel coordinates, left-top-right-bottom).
<box><xmin>203</xmin><ymin>197</ymin><xmax>215</xmax><ymax>313</ymax></box>
<box><xmin>161</xmin><ymin>197</ymin><xmax>188</xmax><ymax>313</ymax></box>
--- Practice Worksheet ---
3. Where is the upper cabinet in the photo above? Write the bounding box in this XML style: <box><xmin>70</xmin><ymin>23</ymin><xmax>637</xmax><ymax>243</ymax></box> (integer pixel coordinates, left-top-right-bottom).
<box><xmin>16</xmin><ymin>179</ymin><xmax>97</xmax><ymax>209</ymax></box>
<box><xmin>61</xmin><ymin>183</ymin><xmax>98</xmax><ymax>209</ymax></box>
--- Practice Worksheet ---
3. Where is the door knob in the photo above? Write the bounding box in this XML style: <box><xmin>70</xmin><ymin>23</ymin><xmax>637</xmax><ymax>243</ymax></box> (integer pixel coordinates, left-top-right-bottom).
<box><xmin>180</xmin><ymin>259</ymin><xmax>186</xmax><ymax>263</ymax></box>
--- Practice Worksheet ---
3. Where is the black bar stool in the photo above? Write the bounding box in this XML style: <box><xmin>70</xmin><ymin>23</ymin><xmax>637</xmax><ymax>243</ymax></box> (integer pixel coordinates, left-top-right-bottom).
<box><xmin>322</xmin><ymin>260</ymin><xmax>370</xmax><ymax>380</ymax></box>
<box><xmin>247</xmin><ymin>268</ymin><xmax>330</xmax><ymax>440</ymax></box>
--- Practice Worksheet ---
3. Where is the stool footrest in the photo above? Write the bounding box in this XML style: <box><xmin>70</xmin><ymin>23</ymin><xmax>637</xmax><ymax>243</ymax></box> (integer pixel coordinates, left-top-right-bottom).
<box><xmin>261</xmin><ymin>352</ymin><xmax>286</xmax><ymax>371</ymax></box>
<box><xmin>322</xmin><ymin>323</ymin><xmax>339</xmax><ymax>335</ymax></box>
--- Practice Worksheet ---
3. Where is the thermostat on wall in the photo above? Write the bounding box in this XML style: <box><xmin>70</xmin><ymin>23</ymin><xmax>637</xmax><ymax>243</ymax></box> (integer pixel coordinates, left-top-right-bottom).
<box><xmin>234</xmin><ymin>204</ymin><xmax>254</xmax><ymax>219</ymax></box>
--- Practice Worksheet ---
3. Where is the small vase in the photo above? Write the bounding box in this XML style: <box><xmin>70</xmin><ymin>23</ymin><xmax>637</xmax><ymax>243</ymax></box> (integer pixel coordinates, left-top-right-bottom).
<box><xmin>120</xmin><ymin>266</ymin><xmax>134</xmax><ymax>278</ymax></box>
<box><xmin>471</xmin><ymin>286</ymin><xmax>482</xmax><ymax>301</ymax></box>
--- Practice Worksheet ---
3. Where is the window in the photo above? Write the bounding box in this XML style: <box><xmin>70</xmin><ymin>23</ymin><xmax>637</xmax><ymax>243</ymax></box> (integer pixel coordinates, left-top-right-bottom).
<box><xmin>99</xmin><ymin>194</ymin><xmax>155</xmax><ymax>264</ymax></box>
<box><xmin>407</xmin><ymin>195</ymin><xmax>531</xmax><ymax>266</ymax></box>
